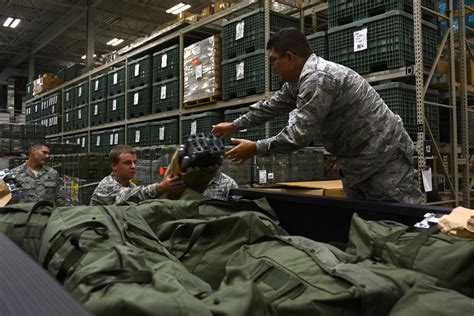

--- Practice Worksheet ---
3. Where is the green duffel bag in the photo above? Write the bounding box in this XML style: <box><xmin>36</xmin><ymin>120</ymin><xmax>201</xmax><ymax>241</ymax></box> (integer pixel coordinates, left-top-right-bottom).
<box><xmin>39</xmin><ymin>204</ymin><xmax>213</xmax><ymax>315</ymax></box>
<box><xmin>346</xmin><ymin>213</ymin><xmax>474</xmax><ymax>297</ymax></box>
<box><xmin>156</xmin><ymin>208</ymin><xmax>287</xmax><ymax>290</ymax></box>
<box><xmin>0</xmin><ymin>201</ymin><xmax>54</xmax><ymax>260</ymax></box>
<box><xmin>219</xmin><ymin>235</ymin><xmax>437</xmax><ymax>316</ymax></box>
<box><xmin>388</xmin><ymin>283</ymin><xmax>474</xmax><ymax>316</ymax></box>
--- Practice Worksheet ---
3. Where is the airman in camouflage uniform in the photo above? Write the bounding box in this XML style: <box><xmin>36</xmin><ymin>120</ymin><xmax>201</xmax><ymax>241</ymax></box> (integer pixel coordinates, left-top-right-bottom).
<box><xmin>213</xmin><ymin>28</ymin><xmax>422</xmax><ymax>204</ymax></box>
<box><xmin>90</xmin><ymin>145</ymin><xmax>185</xmax><ymax>205</ymax></box>
<box><xmin>11</xmin><ymin>143</ymin><xmax>65</xmax><ymax>206</ymax></box>
<box><xmin>203</xmin><ymin>171</ymin><xmax>239</xmax><ymax>201</ymax></box>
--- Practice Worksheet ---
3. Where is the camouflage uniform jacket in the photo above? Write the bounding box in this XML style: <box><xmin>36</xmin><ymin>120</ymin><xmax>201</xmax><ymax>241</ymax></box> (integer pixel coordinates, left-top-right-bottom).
<box><xmin>233</xmin><ymin>54</ymin><xmax>414</xmax><ymax>185</ymax></box>
<box><xmin>11</xmin><ymin>163</ymin><xmax>65</xmax><ymax>206</ymax></box>
<box><xmin>203</xmin><ymin>172</ymin><xmax>239</xmax><ymax>201</ymax></box>
<box><xmin>90</xmin><ymin>173</ymin><xmax>158</xmax><ymax>206</ymax></box>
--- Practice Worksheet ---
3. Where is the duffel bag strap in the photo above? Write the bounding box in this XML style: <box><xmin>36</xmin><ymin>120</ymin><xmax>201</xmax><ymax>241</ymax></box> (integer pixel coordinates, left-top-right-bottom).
<box><xmin>42</xmin><ymin>221</ymin><xmax>109</xmax><ymax>269</ymax></box>
<box><xmin>177</xmin><ymin>223</ymin><xmax>206</xmax><ymax>260</ymax></box>
<box><xmin>398</xmin><ymin>225</ymin><xmax>440</xmax><ymax>269</ymax></box>
<box><xmin>372</xmin><ymin>229</ymin><xmax>407</xmax><ymax>260</ymax></box>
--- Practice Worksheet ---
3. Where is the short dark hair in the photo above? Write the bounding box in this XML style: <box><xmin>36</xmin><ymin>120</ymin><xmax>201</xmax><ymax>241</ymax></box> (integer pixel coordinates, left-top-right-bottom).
<box><xmin>29</xmin><ymin>142</ymin><xmax>49</xmax><ymax>153</ymax></box>
<box><xmin>266</xmin><ymin>27</ymin><xmax>312</xmax><ymax>59</ymax></box>
<box><xmin>109</xmin><ymin>145</ymin><xmax>136</xmax><ymax>165</ymax></box>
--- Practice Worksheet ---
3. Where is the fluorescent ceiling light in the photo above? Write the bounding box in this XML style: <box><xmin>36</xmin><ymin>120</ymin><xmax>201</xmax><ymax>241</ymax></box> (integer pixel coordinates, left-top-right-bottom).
<box><xmin>110</xmin><ymin>39</ymin><xmax>124</xmax><ymax>46</ymax></box>
<box><xmin>3</xmin><ymin>17</ymin><xmax>13</xmax><ymax>27</ymax></box>
<box><xmin>166</xmin><ymin>3</ymin><xmax>191</xmax><ymax>14</ymax></box>
<box><xmin>10</xmin><ymin>19</ymin><xmax>21</xmax><ymax>28</ymax></box>
<box><xmin>81</xmin><ymin>54</ymin><xmax>97</xmax><ymax>60</ymax></box>
<box><xmin>106</xmin><ymin>38</ymin><xmax>124</xmax><ymax>46</ymax></box>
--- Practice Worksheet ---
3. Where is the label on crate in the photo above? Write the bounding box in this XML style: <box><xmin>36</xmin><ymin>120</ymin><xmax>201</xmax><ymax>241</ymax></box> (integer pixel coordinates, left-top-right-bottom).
<box><xmin>95</xmin><ymin>80</ymin><xmax>99</xmax><ymax>91</ymax></box>
<box><xmin>159</xmin><ymin>126</ymin><xmax>165</xmax><ymax>140</ymax></box>
<box><xmin>160</xmin><ymin>85</ymin><xmax>167</xmax><ymax>99</ymax></box>
<box><xmin>77</xmin><ymin>138</ymin><xmax>81</xmax><ymax>145</ymax></box>
<box><xmin>191</xmin><ymin>121</ymin><xmax>197</xmax><ymax>135</ymax></box>
<box><xmin>112</xmin><ymin>99</ymin><xmax>117</xmax><ymax>111</ymax></box>
<box><xmin>110</xmin><ymin>134</ymin><xmax>114</xmax><ymax>145</ymax></box>
<box><xmin>258</xmin><ymin>169</ymin><xmax>267</xmax><ymax>184</ymax></box>
<box><xmin>35</xmin><ymin>104</ymin><xmax>38</xmax><ymax>112</ymax></box>
<box><xmin>94</xmin><ymin>104</ymin><xmax>98</xmax><ymax>115</ymax></box>
<box><xmin>236</xmin><ymin>21</ymin><xmax>245</xmax><ymax>40</ymax></box>
<box><xmin>96</xmin><ymin>135</ymin><xmax>101</xmax><ymax>146</ymax></box>
<box><xmin>161</xmin><ymin>54</ymin><xmax>168</xmax><ymax>68</ymax></box>
<box><xmin>52</xmin><ymin>105</ymin><xmax>55</xmax><ymax>113</ymax></box>
<box><xmin>114</xmin><ymin>133</ymin><xmax>119</xmax><ymax>144</ymax></box>
<box><xmin>27</xmin><ymin>86</ymin><xmax>30</xmax><ymax>93</ymax></box>
<box><xmin>134</xmin><ymin>92</ymin><xmax>139</xmax><ymax>105</ymax></box>
<box><xmin>135</xmin><ymin>130</ymin><xmax>140</xmax><ymax>143</ymax></box>
<box><xmin>236</xmin><ymin>62</ymin><xmax>245</xmax><ymax>80</ymax></box>
<box><xmin>78</xmin><ymin>87</ymin><xmax>82</xmax><ymax>97</ymax></box>
<box><xmin>78</xmin><ymin>109</ymin><xmax>82</xmax><ymax>119</ymax></box>
<box><xmin>82</xmin><ymin>137</ymin><xmax>86</xmax><ymax>148</ymax></box>
<box><xmin>66</xmin><ymin>92</ymin><xmax>69</xmax><ymax>101</ymax></box>
<box><xmin>195</xmin><ymin>64</ymin><xmax>203</xmax><ymax>79</ymax></box>
<box><xmin>113</xmin><ymin>73</ymin><xmax>118</xmax><ymax>85</ymax></box>
<box><xmin>268</xmin><ymin>172</ymin><xmax>274</xmax><ymax>180</ymax></box>
<box><xmin>134</xmin><ymin>64</ymin><xmax>140</xmax><ymax>76</ymax></box>
<box><xmin>353</xmin><ymin>28</ymin><xmax>368</xmax><ymax>52</ymax></box>
<box><xmin>66</xmin><ymin>113</ymin><xmax>69</xmax><ymax>122</ymax></box>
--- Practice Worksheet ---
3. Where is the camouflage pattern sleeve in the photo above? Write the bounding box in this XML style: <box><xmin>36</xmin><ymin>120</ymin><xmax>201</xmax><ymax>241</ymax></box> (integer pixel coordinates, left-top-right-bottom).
<box><xmin>202</xmin><ymin>172</ymin><xmax>239</xmax><ymax>201</ymax></box>
<box><xmin>233</xmin><ymin>83</ymin><xmax>297</xmax><ymax>130</ymax></box>
<box><xmin>90</xmin><ymin>175</ymin><xmax>158</xmax><ymax>205</ymax></box>
<box><xmin>256</xmin><ymin>71</ymin><xmax>336</xmax><ymax>155</ymax></box>
<box><xmin>54</xmin><ymin>172</ymin><xmax>66</xmax><ymax>206</ymax></box>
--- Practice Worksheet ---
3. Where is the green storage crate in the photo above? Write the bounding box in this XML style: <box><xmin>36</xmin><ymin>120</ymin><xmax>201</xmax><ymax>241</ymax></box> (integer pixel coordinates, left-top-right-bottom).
<box><xmin>128</xmin><ymin>55</ymin><xmax>152</xmax><ymax>89</ymax></box>
<box><xmin>224</xmin><ymin>107</ymin><xmax>265</xmax><ymax>145</ymax></box>
<box><xmin>180</xmin><ymin>111</ymin><xmax>223</xmax><ymax>143</ymax></box>
<box><xmin>34</xmin><ymin>124</ymin><xmax>46</xmax><ymax>140</ymax></box>
<box><xmin>25</xmin><ymin>105</ymin><xmax>34</xmax><ymax>122</ymax></box>
<box><xmin>307</xmin><ymin>31</ymin><xmax>328</xmax><ymax>59</ymax></box>
<box><xmin>44</xmin><ymin>93</ymin><xmax>61</xmax><ymax>115</ymax></box>
<box><xmin>74</xmin><ymin>80</ymin><xmax>89</xmax><ymax>106</ymax></box>
<box><xmin>107</xmin><ymin>65</ymin><xmax>126</xmax><ymax>96</ymax></box>
<box><xmin>152</xmin><ymin>78</ymin><xmax>179</xmax><ymax>113</ymax></box>
<box><xmin>31</xmin><ymin>101</ymin><xmax>41</xmax><ymax>120</ymax></box>
<box><xmin>221</xmin><ymin>147</ymin><xmax>252</xmax><ymax>186</ymax></box>
<box><xmin>269</xmin><ymin>114</ymin><xmax>289</xmax><ymax>137</ymax></box>
<box><xmin>289</xmin><ymin>148</ymin><xmax>324</xmax><ymax>181</ymax></box>
<box><xmin>11</xmin><ymin>139</ymin><xmax>22</xmax><ymax>154</ymax></box>
<box><xmin>26</xmin><ymin>82</ymin><xmax>34</xmax><ymax>100</ymax></box>
<box><xmin>57</xmin><ymin>68</ymin><xmax>66</xmax><ymax>83</ymax></box>
<box><xmin>74</xmin><ymin>133</ymin><xmax>89</xmax><ymax>153</ymax></box>
<box><xmin>222</xmin><ymin>8</ymin><xmax>299</xmax><ymax>60</ymax></box>
<box><xmin>0</xmin><ymin>123</ymin><xmax>11</xmax><ymax>138</ymax></box>
<box><xmin>104</xmin><ymin>127</ymin><xmax>125</xmax><ymax>153</ymax></box>
<box><xmin>252</xmin><ymin>153</ymin><xmax>291</xmax><ymax>185</ymax></box>
<box><xmin>64</xmin><ymin>87</ymin><xmax>75</xmax><ymax>110</ymax></box>
<box><xmin>45</xmin><ymin>115</ymin><xmax>61</xmax><ymax>135</ymax></box>
<box><xmin>90</xmin><ymin>130</ymin><xmax>108</xmax><ymax>153</ymax></box>
<box><xmin>127</xmin><ymin>122</ymin><xmax>151</xmax><ymax>147</ymax></box>
<box><xmin>135</xmin><ymin>147</ymin><xmax>152</xmax><ymax>185</ymax></box>
<box><xmin>75</xmin><ymin>104</ymin><xmax>89</xmax><ymax>130</ymax></box>
<box><xmin>24</xmin><ymin>124</ymin><xmax>35</xmax><ymax>139</ymax></box>
<box><xmin>150</xmin><ymin>118</ymin><xmax>179</xmax><ymax>145</ymax></box>
<box><xmin>328</xmin><ymin>10</ymin><xmax>437</xmax><ymax>75</ymax></box>
<box><xmin>106</xmin><ymin>93</ymin><xmax>125</xmax><ymax>122</ymax></box>
<box><xmin>128</xmin><ymin>85</ymin><xmax>152</xmax><ymax>119</ymax></box>
<box><xmin>153</xmin><ymin>45</ymin><xmax>180</xmax><ymax>83</ymax></box>
<box><xmin>373</xmin><ymin>82</ymin><xmax>439</xmax><ymax>141</ymax></box>
<box><xmin>328</xmin><ymin>0</ymin><xmax>436</xmax><ymax>27</ymax></box>
<box><xmin>65</xmin><ymin>64</ymin><xmax>83</xmax><ymax>81</ymax></box>
<box><xmin>91</xmin><ymin>73</ymin><xmax>107</xmax><ymax>101</ymax></box>
<box><xmin>63</xmin><ymin>109</ymin><xmax>75</xmax><ymax>131</ymax></box>
<box><xmin>90</xmin><ymin>99</ymin><xmax>107</xmax><ymax>126</ymax></box>
<box><xmin>11</xmin><ymin>124</ymin><xmax>23</xmax><ymax>140</ymax></box>
<box><xmin>0</xmin><ymin>138</ymin><xmax>10</xmax><ymax>154</ymax></box>
<box><xmin>151</xmin><ymin>145</ymin><xmax>177</xmax><ymax>183</ymax></box>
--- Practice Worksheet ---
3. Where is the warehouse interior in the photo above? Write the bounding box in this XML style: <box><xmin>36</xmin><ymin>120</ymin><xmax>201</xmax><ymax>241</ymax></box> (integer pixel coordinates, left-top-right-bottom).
<box><xmin>0</xmin><ymin>0</ymin><xmax>473</xmax><ymax>314</ymax></box>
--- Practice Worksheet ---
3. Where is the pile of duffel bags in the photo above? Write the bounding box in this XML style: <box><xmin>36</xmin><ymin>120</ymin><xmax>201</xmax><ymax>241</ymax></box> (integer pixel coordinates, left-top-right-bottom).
<box><xmin>0</xmin><ymin>190</ymin><xmax>473</xmax><ymax>315</ymax></box>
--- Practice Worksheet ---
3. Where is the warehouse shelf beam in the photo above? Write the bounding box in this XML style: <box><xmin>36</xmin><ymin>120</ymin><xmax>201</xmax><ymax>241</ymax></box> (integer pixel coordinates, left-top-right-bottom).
<box><xmin>363</xmin><ymin>66</ymin><xmax>416</xmax><ymax>83</ymax></box>
<box><xmin>424</xmin><ymin>27</ymin><xmax>450</xmax><ymax>97</ymax></box>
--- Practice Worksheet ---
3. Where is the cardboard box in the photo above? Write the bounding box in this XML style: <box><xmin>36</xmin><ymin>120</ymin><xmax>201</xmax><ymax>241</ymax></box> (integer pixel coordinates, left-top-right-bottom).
<box><xmin>259</xmin><ymin>180</ymin><xmax>345</xmax><ymax>197</ymax></box>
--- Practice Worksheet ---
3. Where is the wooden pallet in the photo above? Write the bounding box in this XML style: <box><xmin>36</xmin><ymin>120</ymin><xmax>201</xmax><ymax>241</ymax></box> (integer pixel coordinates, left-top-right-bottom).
<box><xmin>183</xmin><ymin>95</ymin><xmax>220</xmax><ymax>108</ymax></box>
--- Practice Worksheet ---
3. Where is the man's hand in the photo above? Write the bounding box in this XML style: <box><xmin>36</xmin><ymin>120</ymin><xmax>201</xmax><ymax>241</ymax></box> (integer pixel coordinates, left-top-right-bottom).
<box><xmin>211</xmin><ymin>122</ymin><xmax>238</xmax><ymax>137</ymax></box>
<box><xmin>156</xmin><ymin>175</ymin><xmax>186</xmax><ymax>196</ymax></box>
<box><xmin>224</xmin><ymin>138</ymin><xmax>257</xmax><ymax>164</ymax></box>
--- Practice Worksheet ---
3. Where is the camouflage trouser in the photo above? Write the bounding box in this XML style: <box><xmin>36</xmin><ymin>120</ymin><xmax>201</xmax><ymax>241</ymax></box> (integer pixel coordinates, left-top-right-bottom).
<box><xmin>342</xmin><ymin>149</ymin><xmax>423</xmax><ymax>204</ymax></box>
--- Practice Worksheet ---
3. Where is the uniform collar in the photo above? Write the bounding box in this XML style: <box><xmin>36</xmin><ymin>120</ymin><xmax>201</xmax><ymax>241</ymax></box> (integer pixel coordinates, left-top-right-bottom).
<box><xmin>294</xmin><ymin>53</ymin><xmax>318</xmax><ymax>89</ymax></box>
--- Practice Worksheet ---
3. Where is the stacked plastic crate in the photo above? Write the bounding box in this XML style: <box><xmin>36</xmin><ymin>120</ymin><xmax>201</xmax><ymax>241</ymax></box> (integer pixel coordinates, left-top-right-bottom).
<box><xmin>307</xmin><ymin>31</ymin><xmax>328</xmax><ymax>60</ymax></box>
<box><xmin>90</xmin><ymin>73</ymin><xmax>107</xmax><ymax>126</ymax></box>
<box><xmin>90</xmin><ymin>130</ymin><xmax>107</xmax><ymax>153</ymax></box>
<box><xmin>152</xmin><ymin>45</ymin><xmax>180</xmax><ymax>114</ymax></box>
<box><xmin>63</xmin><ymin>86</ymin><xmax>75</xmax><ymax>131</ymax></box>
<box><xmin>150</xmin><ymin>118</ymin><xmax>179</xmax><ymax>145</ymax></box>
<box><xmin>221</xmin><ymin>8</ymin><xmax>299</xmax><ymax>100</ymax></box>
<box><xmin>74</xmin><ymin>80</ymin><xmax>89</xmax><ymax>130</ymax></box>
<box><xmin>327</xmin><ymin>0</ymin><xmax>437</xmax><ymax>74</ymax></box>
<box><xmin>180</xmin><ymin>112</ymin><xmax>223</xmax><ymax>143</ymax></box>
<box><xmin>127</xmin><ymin>122</ymin><xmax>151</xmax><ymax>147</ymax></box>
<box><xmin>106</xmin><ymin>66</ymin><xmax>126</xmax><ymax>122</ymax></box>
<box><xmin>40</xmin><ymin>93</ymin><xmax>62</xmax><ymax>135</ymax></box>
<box><xmin>223</xmin><ymin>107</ymin><xmax>265</xmax><ymax>145</ymax></box>
<box><xmin>128</xmin><ymin>55</ymin><xmax>152</xmax><ymax>119</ymax></box>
